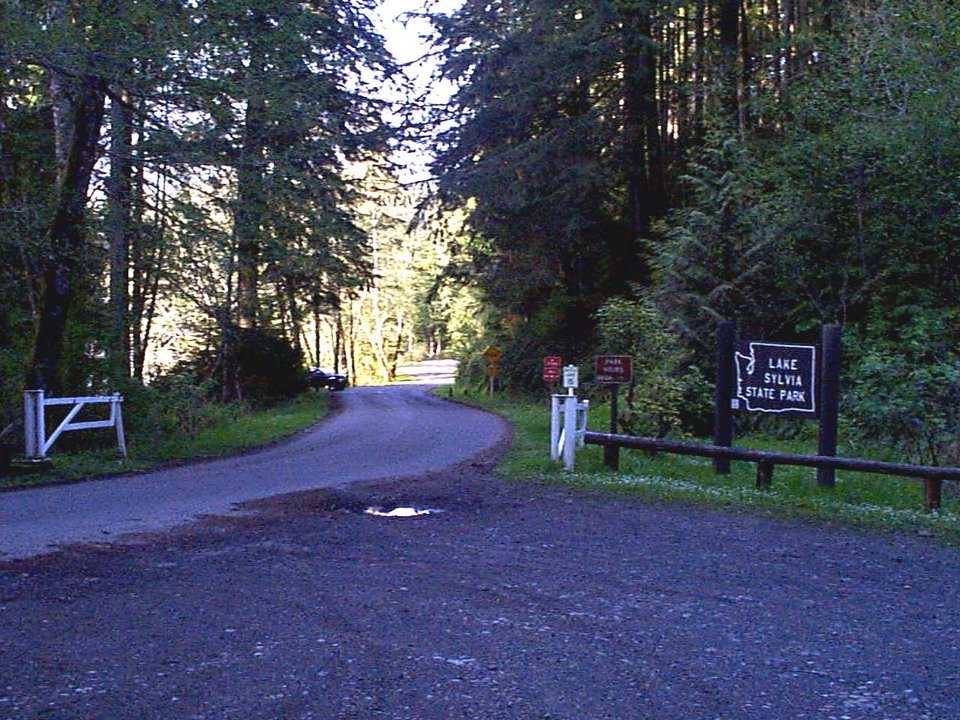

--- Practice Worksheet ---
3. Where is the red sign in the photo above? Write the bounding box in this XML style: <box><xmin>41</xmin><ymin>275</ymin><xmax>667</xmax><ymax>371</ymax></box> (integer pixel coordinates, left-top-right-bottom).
<box><xmin>595</xmin><ymin>355</ymin><xmax>632</xmax><ymax>384</ymax></box>
<box><xmin>543</xmin><ymin>356</ymin><xmax>562</xmax><ymax>383</ymax></box>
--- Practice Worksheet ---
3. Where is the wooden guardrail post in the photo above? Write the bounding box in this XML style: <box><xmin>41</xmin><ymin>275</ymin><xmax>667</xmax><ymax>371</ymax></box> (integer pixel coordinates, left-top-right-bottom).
<box><xmin>605</xmin><ymin>387</ymin><xmax>620</xmax><ymax>471</ymax></box>
<box><xmin>924</xmin><ymin>478</ymin><xmax>942</xmax><ymax>511</ymax></box>
<box><xmin>756</xmin><ymin>460</ymin><xmax>774</xmax><ymax>488</ymax></box>
<box><xmin>714</xmin><ymin>321</ymin><xmax>736</xmax><ymax>475</ymax></box>
<box><xmin>583</xmin><ymin>431</ymin><xmax>960</xmax><ymax>513</ymax></box>
<box><xmin>817</xmin><ymin>324</ymin><xmax>842</xmax><ymax>487</ymax></box>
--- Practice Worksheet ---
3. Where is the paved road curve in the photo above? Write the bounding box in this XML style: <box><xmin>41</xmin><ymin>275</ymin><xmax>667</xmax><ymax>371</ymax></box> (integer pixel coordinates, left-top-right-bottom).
<box><xmin>0</xmin><ymin>366</ymin><xmax>508</xmax><ymax>560</ymax></box>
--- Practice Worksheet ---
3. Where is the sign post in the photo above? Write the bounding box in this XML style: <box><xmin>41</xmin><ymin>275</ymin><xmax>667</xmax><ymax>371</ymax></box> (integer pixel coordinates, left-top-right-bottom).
<box><xmin>714</xmin><ymin>322</ymin><xmax>736</xmax><ymax>474</ymax></box>
<box><xmin>595</xmin><ymin>355</ymin><xmax>632</xmax><ymax>470</ymax></box>
<box><xmin>557</xmin><ymin>365</ymin><xmax>579</xmax><ymax>469</ymax></box>
<box><xmin>817</xmin><ymin>324</ymin><xmax>842</xmax><ymax>487</ymax></box>
<box><xmin>482</xmin><ymin>345</ymin><xmax>503</xmax><ymax>397</ymax></box>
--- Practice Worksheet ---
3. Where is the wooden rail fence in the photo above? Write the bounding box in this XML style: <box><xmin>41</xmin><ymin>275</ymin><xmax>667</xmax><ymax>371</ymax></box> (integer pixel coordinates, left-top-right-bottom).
<box><xmin>583</xmin><ymin>432</ymin><xmax>960</xmax><ymax>511</ymax></box>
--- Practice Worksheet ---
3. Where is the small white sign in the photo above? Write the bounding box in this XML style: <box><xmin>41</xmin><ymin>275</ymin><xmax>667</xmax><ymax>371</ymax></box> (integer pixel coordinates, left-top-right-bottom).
<box><xmin>562</xmin><ymin>365</ymin><xmax>579</xmax><ymax>389</ymax></box>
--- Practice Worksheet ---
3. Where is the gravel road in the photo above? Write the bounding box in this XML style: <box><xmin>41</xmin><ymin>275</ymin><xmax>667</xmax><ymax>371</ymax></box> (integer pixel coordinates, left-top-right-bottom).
<box><xmin>2</xmin><ymin>377</ymin><xmax>960</xmax><ymax>719</ymax></box>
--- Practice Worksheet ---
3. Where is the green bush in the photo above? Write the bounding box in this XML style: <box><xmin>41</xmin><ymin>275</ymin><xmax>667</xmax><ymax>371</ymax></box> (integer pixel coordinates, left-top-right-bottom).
<box><xmin>230</xmin><ymin>327</ymin><xmax>305</xmax><ymax>404</ymax></box>
<box><xmin>160</xmin><ymin>326</ymin><xmax>306</xmax><ymax>406</ymax></box>
<box><xmin>456</xmin><ymin>354</ymin><xmax>490</xmax><ymax>393</ymax></box>
<box><xmin>844</xmin><ymin>308</ymin><xmax>960</xmax><ymax>466</ymax></box>
<box><xmin>138</xmin><ymin>374</ymin><xmax>238</xmax><ymax>439</ymax></box>
<box><xmin>491</xmin><ymin>290</ymin><xmax>596</xmax><ymax>392</ymax></box>
<box><xmin>595</xmin><ymin>290</ymin><xmax>712</xmax><ymax>437</ymax></box>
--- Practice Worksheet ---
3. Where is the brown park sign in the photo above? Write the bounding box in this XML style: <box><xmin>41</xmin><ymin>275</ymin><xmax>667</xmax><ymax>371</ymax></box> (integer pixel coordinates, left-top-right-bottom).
<box><xmin>595</xmin><ymin>355</ymin><xmax>632</xmax><ymax>384</ymax></box>
<box><xmin>733</xmin><ymin>341</ymin><xmax>817</xmax><ymax>416</ymax></box>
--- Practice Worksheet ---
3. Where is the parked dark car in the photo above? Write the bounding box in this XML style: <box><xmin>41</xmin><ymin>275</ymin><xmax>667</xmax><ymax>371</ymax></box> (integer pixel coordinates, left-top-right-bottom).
<box><xmin>307</xmin><ymin>368</ymin><xmax>348</xmax><ymax>391</ymax></box>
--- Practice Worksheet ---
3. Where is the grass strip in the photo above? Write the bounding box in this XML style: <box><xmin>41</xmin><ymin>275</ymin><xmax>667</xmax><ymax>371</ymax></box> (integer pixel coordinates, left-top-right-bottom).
<box><xmin>445</xmin><ymin>386</ymin><xmax>960</xmax><ymax>543</ymax></box>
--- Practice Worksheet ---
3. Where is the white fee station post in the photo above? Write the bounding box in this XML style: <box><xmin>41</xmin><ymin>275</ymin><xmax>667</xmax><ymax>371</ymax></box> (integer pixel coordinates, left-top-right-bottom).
<box><xmin>550</xmin><ymin>365</ymin><xmax>588</xmax><ymax>470</ymax></box>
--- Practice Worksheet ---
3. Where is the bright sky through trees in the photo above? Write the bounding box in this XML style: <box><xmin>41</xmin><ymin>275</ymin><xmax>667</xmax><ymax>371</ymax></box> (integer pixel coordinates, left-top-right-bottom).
<box><xmin>372</xmin><ymin>0</ymin><xmax>462</xmax><ymax>182</ymax></box>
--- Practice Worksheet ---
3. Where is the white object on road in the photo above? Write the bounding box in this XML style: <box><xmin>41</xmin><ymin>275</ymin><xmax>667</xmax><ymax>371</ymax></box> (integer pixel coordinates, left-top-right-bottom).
<box><xmin>364</xmin><ymin>507</ymin><xmax>442</xmax><ymax>518</ymax></box>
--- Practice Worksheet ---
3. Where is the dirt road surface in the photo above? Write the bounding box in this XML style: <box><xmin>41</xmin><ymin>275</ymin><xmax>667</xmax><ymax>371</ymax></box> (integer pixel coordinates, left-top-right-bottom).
<box><xmin>2</xmin><ymin>374</ymin><xmax>960</xmax><ymax>719</ymax></box>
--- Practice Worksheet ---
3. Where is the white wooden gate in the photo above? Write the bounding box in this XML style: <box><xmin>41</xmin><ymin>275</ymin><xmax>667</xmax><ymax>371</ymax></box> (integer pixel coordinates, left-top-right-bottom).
<box><xmin>24</xmin><ymin>390</ymin><xmax>127</xmax><ymax>461</ymax></box>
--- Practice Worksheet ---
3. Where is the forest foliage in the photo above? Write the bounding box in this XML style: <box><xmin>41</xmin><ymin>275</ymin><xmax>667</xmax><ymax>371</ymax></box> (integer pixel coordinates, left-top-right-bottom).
<box><xmin>427</xmin><ymin>0</ymin><xmax>960</xmax><ymax>463</ymax></box>
<box><xmin>0</xmin><ymin>0</ymin><xmax>477</xmax><ymax>448</ymax></box>
<box><xmin>1</xmin><ymin>0</ymin><xmax>958</xmax><ymax>466</ymax></box>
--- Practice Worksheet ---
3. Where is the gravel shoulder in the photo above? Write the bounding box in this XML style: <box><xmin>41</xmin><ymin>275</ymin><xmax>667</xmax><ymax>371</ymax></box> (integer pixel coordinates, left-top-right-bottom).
<box><xmin>2</xmin><ymin>452</ymin><xmax>959</xmax><ymax>720</ymax></box>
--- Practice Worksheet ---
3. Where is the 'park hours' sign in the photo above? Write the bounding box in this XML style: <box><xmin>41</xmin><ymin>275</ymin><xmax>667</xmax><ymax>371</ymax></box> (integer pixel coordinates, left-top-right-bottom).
<box><xmin>733</xmin><ymin>341</ymin><xmax>817</xmax><ymax>416</ymax></box>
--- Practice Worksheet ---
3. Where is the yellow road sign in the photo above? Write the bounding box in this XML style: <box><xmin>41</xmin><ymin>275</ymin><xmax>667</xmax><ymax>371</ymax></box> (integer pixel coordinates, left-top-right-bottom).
<box><xmin>482</xmin><ymin>345</ymin><xmax>502</xmax><ymax>363</ymax></box>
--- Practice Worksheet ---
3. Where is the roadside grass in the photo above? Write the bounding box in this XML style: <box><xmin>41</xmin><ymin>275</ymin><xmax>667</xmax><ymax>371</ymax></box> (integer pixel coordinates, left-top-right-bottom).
<box><xmin>1</xmin><ymin>392</ymin><xmax>331</xmax><ymax>490</ymax></box>
<box><xmin>445</xmin><ymin>386</ymin><xmax>960</xmax><ymax>542</ymax></box>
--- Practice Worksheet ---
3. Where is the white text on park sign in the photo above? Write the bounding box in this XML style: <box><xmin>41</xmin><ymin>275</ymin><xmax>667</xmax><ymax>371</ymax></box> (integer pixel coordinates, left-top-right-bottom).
<box><xmin>733</xmin><ymin>341</ymin><xmax>817</xmax><ymax>415</ymax></box>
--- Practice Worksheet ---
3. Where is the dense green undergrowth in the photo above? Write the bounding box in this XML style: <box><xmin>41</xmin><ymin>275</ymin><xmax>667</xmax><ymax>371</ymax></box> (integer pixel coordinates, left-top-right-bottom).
<box><xmin>447</xmin><ymin>386</ymin><xmax>960</xmax><ymax>543</ymax></box>
<box><xmin>0</xmin><ymin>392</ymin><xmax>331</xmax><ymax>490</ymax></box>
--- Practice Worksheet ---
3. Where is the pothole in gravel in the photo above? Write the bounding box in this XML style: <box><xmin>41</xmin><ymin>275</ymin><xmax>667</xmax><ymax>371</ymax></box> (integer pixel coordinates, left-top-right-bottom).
<box><xmin>363</xmin><ymin>507</ymin><xmax>443</xmax><ymax>518</ymax></box>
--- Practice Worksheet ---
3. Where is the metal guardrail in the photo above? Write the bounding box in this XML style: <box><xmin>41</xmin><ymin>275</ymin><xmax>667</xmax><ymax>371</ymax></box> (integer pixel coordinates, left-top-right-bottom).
<box><xmin>583</xmin><ymin>431</ymin><xmax>960</xmax><ymax>511</ymax></box>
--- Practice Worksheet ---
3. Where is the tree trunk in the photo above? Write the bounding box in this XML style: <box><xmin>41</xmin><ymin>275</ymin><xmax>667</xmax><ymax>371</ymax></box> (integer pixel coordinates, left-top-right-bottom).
<box><xmin>334</xmin><ymin>307</ymin><xmax>344</xmax><ymax>374</ymax></box>
<box><xmin>284</xmin><ymin>276</ymin><xmax>304</xmax><ymax>359</ymax></box>
<box><xmin>107</xmin><ymin>93</ymin><xmax>133</xmax><ymax>378</ymax></box>
<box><xmin>769</xmin><ymin>0</ymin><xmax>782</xmax><ymax>95</ymax></box>
<box><xmin>693</xmin><ymin>0</ymin><xmax>707</xmax><ymax>137</ymax></box>
<box><xmin>235</xmin><ymin>93</ymin><xmax>266</xmax><ymax>330</ymax></box>
<box><xmin>311</xmin><ymin>291</ymin><xmax>323</xmax><ymax>367</ymax></box>
<box><xmin>738</xmin><ymin>0</ymin><xmax>751</xmax><ymax>135</ymax></box>
<box><xmin>46</xmin><ymin>0</ymin><xmax>74</xmax><ymax>181</ymax></box>
<box><xmin>27</xmin><ymin>73</ymin><xmax>107</xmax><ymax>391</ymax></box>
<box><xmin>718</xmin><ymin>0</ymin><xmax>741</xmax><ymax>133</ymax></box>
<box><xmin>131</xmin><ymin>158</ymin><xmax>166</xmax><ymax>382</ymax></box>
<box><xmin>619</xmin><ymin>7</ymin><xmax>658</xmax><ymax>283</ymax></box>
<box><xmin>234</xmin><ymin>13</ymin><xmax>268</xmax><ymax>331</ymax></box>
<box><xmin>347</xmin><ymin>305</ymin><xmax>357</xmax><ymax>382</ymax></box>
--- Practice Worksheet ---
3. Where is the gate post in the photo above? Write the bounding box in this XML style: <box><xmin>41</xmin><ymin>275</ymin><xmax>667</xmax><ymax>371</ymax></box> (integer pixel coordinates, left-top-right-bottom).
<box><xmin>550</xmin><ymin>394</ymin><xmax>562</xmax><ymax>461</ymax></box>
<box><xmin>24</xmin><ymin>390</ymin><xmax>44</xmax><ymax>460</ymax></box>
<box><xmin>562</xmin><ymin>394</ymin><xmax>577</xmax><ymax>470</ymax></box>
<box><xmin>113</xmin><ymin>394</ymin><xmax>127</xmax><ymax>458</ymax></box>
